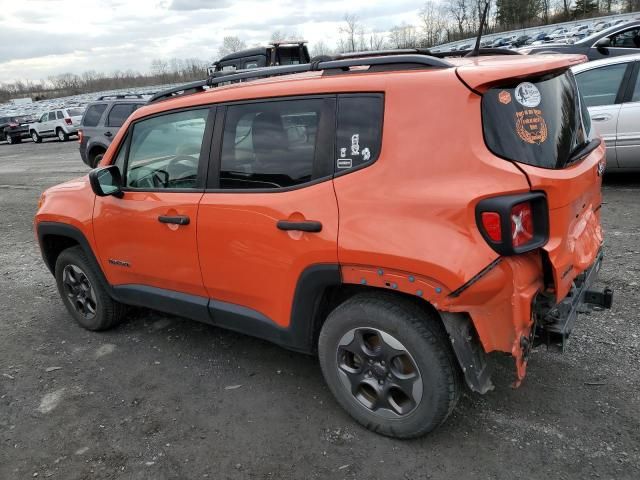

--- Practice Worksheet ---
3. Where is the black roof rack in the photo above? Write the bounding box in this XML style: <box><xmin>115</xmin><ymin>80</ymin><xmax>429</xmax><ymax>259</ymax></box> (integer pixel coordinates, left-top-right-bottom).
<box><xmin>96</xmin><ymin>94</ymin><xmax>146</xmax><ymax>101</ymax></box>
<box><xmin>435</xmin><ymin>48</ymin><xmax>522</xmax><ymax>57</ymax></box>
<box><xmin>149</xmin><ymin>53</ymin><xmax>453</xmax><ymax>104</ymax></box>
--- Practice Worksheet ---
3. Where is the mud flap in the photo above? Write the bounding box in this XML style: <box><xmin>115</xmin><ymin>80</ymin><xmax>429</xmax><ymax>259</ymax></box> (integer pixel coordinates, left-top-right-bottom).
<box><xmin>441</xmin><ymin>312</ymin><xmax>494</xmax><ymax>394</ymax></box>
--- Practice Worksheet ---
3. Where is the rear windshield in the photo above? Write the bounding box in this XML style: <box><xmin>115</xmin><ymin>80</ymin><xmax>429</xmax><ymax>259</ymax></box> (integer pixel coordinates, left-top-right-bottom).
<box><xmin>482</xmin><ymin>70</ymin><xmax>591</xmax><ymax>169</ymax></box>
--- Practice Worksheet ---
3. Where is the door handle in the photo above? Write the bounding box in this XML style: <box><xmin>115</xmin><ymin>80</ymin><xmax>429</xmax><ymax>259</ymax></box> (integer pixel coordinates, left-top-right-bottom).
<box><xmin>104</xmin><ymin>131</ymin><xmax>113</xmax><ymax>137</ymax></box>
<box><xmin>591</xmin><ymin>114</ymin><xmax>612</xmax><ymax>122</ymax></box>
<box><xmin>277</xmin><ymin>220</ymin><xmax>322</xmax><ymax>232</ymax></box>
<box><xmin>158</xmin><ymin>215</ymin><xmax>190</xmax><ymax>225</ymax></box>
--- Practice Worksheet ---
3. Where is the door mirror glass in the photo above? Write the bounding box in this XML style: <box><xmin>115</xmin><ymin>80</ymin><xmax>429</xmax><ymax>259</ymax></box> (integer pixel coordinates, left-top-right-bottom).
<box><xmin>89</xmin><ymin>165</ymin><xmax>123</xmax><ymax>197</ymax></box>
<box><xmin>595</xmin><ymin>38</ymin><xmax>611</xmax><ymax>50</ymax></box>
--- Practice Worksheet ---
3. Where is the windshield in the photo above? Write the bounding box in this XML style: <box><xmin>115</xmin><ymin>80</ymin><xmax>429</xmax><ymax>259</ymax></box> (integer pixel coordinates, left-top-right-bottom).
<box><xmin>482</xmin><ymin>69</ymin><xmax>591</xmax><ymax>169</ymax></box>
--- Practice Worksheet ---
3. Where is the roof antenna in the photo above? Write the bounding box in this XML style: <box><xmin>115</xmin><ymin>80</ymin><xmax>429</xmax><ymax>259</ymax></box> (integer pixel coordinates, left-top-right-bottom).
<box><xmin>467</xmin><ymin>1</ymin><xmax>491</xmax><ymax>57</ymax></box>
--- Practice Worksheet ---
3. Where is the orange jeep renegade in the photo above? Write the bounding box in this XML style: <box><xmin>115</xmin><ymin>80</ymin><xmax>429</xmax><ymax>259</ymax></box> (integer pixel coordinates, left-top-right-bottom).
<box><xmin>35</xmin><ymin>51</ymin><xmax>613</xmax><ymax>438</ymax></box>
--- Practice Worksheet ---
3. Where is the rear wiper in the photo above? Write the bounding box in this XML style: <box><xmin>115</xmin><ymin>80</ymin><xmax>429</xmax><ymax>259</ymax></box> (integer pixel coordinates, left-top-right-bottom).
<box><xmin>567</xmin><ymin>138</ymin><xmax>601</xmax><ymax>166</ymax></box>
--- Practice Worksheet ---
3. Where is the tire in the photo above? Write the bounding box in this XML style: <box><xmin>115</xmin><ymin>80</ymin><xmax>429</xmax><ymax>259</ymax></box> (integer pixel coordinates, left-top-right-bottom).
<box><xmin>318</xmin><ymin>293</ymin><xmax>460</xmax><ymax>439</ymax></box>
<box><xmin>57</xmin><ymin>128</ymin><xmax>69</xmax><ymax>142</ymax></box>
<box><xmin>6</xmin><ymin>134</ymin><xmax>14</xmax><ymax>144</ymax></box>
<box><xmin>54</xmin><ymin>246</ymin><xmax>126</xmax><ymax>331</ymax></box>
<box><xmin>90</xmin><ymin>150</ymin><xmax>106</xmax><ymax>168</ymax></box>
<box><xmin>31</xmin><ymin>130</ymin><xmax>42</xmax><ymax>143</ymax></box>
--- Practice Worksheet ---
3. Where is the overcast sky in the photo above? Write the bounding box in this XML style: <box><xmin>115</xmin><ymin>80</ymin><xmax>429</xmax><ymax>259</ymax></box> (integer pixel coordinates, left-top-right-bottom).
<box><xmin>0</xmin><ymin>0</ymin><xmax>422</xmax><ymax>83</ymax></box>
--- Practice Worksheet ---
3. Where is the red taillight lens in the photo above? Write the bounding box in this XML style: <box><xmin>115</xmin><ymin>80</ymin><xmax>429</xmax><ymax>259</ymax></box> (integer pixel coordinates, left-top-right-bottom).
<box><xmin>65</xmin><ymin>118</ymin><xmax>72</xmax><ymax>125</ymax></box>
<box><xmin>511</xmin><ymin>202</ymin><xmax>534</xmax><ymax>247</ymax></box>
<box><xmin>481</xmin><ymin>212</ymin><xmax>502</xmax><ymax>242</ymax></box>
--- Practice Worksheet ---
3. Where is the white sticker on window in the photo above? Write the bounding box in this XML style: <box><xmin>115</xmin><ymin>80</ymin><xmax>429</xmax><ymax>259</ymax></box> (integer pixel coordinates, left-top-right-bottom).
<box><xmin>340</xmin><ymin>147</ymin><xmax>347</xmax><ymax>158</ymax></box>
<box><xmin>337</xmin><ymin>158</ymin><xmax>352</xmax><ymax>169</ymax></box>
<box><xmin>351</xmin><ymin>134</ymin><xmax>360</xmax><ymax>156</ymax></box>
<box><xmin>514</xmin><ymin>82</ymin><xmax>541</xmax><ymax>108</ymax></box>
<box><xmin>361</xmin><ymin>147</ymin><xmax>371</xmax><ymax>161</ymax></box>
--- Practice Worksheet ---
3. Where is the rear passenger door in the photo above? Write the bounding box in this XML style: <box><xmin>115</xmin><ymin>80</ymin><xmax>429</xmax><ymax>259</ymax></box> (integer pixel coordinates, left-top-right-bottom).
<box><xmin>616</xmin><ymin>61</ymin><xmax>640</xmax><ymax>169</ymax></box>
<box><xmin>574</xmin><ymin>62</ymin><xmax>631</xmax><ymax>168</ymax></box>
<box><xmin>197</xmin><ymin>96</ymin><xmax>338</xmax><ymax>329</ymax></box>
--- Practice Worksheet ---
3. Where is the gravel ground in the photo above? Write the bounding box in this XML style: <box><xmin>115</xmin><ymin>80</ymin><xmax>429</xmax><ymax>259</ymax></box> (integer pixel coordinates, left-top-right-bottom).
<box><xmin>0</xmin><ymin>139</ymin><xmax>638</xmax><ymax>480</ymax></box>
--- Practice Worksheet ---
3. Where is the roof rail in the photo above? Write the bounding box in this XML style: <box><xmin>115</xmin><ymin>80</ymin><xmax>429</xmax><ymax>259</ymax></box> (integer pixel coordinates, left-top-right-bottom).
<box><xmin>96</xmin><ymin>94</ymin><xmax>146</xmax><ymax>101</ymax></box>
<box><xmin>148</xmin><ymin>54</ymin><xmax>453</xmax><ymax>104</ymax></box>
<box><xmin>435</xmin><ymin>48</ymin><xmax>522</xmax><ymax>58</ymax></box>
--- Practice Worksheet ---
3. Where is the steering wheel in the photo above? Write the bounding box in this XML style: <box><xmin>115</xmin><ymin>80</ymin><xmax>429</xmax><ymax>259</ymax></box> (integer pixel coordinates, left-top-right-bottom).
<box><xmin>166</xmin><ymin>155</ymin><xmax>199</xmax><ymax>183</ymax></box>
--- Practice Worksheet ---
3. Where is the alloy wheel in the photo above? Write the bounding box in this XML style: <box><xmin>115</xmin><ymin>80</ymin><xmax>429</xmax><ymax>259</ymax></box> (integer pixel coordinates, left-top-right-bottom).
<box><xmin>336</xmin><ymin>327</ymin><xmax>423</xmax><ymax>418</ymax></box>
<box><xmin>31</xmin><ymin>132</ymin><xmax>38</xmax><ymax>142</ymax></box>
<box><xmin>58</xmin><ymin>130</ymin><xmax>65</xmax><ymax>141</ymax></box>
<box><xmin>62</xmin><ymin>264</ymin><xmax>97</xmax><ymax>319</ymax></box>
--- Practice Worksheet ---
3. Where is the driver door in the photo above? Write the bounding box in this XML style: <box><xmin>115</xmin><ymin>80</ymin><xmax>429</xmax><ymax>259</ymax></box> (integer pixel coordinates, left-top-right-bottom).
<box><xmin>93</xmin><ymin>107</ymin><xmax>215</xmax><ymax>297</ymax></box>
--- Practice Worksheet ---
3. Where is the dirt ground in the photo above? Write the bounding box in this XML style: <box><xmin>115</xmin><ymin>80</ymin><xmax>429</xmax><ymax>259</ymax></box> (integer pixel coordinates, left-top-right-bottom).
<box><xmin>0</xmin><ymin>139</ymin><xmax>638</xmax><ymax>480</ymax></box>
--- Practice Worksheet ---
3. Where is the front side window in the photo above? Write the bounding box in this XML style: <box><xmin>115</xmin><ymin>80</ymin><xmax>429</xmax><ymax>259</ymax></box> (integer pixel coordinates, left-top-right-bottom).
<box><xmin>48</xmin><ymin>112</ymin><xmax>56</xmax><ymax>121</ymax></box>
<box><xmin>220</xmin><ymin>99</ymin><xmax>324</xmax><ymax>189</ymax></box>
<box><xmin>575</xmin><ymin>63</ymin><xmax>628</xmax><ymax>107</ymax></box>
<box><xmin>335</xmin><ymin>95</ymin><xmax>384</xmax><ymax>172</ymax></box>
<box><xmin>609</xmin><ymin>28</ymin><xmax>640</xmax><ymax>48</ymax></box>
<box><xmin>82</xmin><ymin>104</ymin><xmax>108</xmax><ymax>127</ymax></box>
<box><xmin>124</xmin><ymin>109</ymin><xmax>208</xmax><ymax>190</ymax></box>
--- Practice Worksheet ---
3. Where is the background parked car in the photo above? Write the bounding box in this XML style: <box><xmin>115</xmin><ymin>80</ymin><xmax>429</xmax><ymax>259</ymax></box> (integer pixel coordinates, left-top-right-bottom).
<box><xmin>2</xmin><ymin>115</ymin><xmax>34</xmax><ymax>144</ymax></box>
<box><xmin>29</xmin><ymin>107</ymin><xmax>85</xmax><ymax>143</ymax></box>
<box><xmin>522</xmin><ymin>20</ymin><xmax>640</xmax><ymax>60</ymax></box>
<box><xmin>572</xmin><ymin>53</ymin><xmax>640</xmax><ymax>171</ymax></box>
<box><xmin>79</xmin><ymin>95</ymin><xmax>147</xmax><ymax>167</ymax></box>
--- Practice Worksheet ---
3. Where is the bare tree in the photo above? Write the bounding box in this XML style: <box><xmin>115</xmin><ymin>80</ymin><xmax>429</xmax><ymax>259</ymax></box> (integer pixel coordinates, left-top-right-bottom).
<box><xmin>446</xmin><ymin>0</ymin><xmax>470</xmax><ymax>36</ymax></box>
<box><xmin>368</xmin><ymin>30</ymin><xmax>386</xmax><ymax>50</ymax></box>
<box><xmin>218</xmin><ymin>36</ymin><xmax>247</xmax><ymax>57</ymax></box>
<box><xmin>310</xmin><ymin>40</ymin><xmax>333</xmax><ymax>57</ymax></box>
<box><xmin>388</xmin><ymin>23</ymin><xmax>419</xmax><ymax>49</ymax></box>
<box><xmin>419</xmin><ymin>1</ymin><xmax>447</xmax><ymax>47</ymax></box>
<box><xmin>339</xmin><ymin>13</ymin><xmax>362</xmax><ymax>52</ymax></box>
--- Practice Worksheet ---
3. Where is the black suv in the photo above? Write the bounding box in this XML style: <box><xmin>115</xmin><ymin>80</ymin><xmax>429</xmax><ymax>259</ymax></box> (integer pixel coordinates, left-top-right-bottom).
<box><xmin>79</xmin><ymin>95</ymin><xmax>146</xmax><ymax>167</ymax></box>
<box><xmin>207</xmin><ymin>41</ymin><xmax>310</xmax><ymax>75</ymax></box>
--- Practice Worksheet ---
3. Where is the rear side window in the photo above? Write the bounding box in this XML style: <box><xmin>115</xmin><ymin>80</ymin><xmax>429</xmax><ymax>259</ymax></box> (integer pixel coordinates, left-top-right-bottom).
<box><xmin>220</xmin><ymin>99</ymin><xmax>325</xmax><ymax>189</ymax></box>
<box><xmin>56</xmin><ymin>111</ymin><xmax>64</xmax><ymax>120</ymax></box>
<box><xmin>335</xmin><ymin>95</ymin><xmax>383</xmax><ymax>172</ymax></box>
<box><xmin>574</xmin><ymin>63</ymin><xmax>628</xmax><ymax>107</ymax></box>
<box><xmin>82</xmin><ymin>104</ymin><xmax>107</xmax><ymax>127</ymax></box>
<box><xmin>107</xmin><ymin>104</ymin><xmax>140</xmax><ymax>127</ymax></box>
<box><xmin>482</xmin><ymin>70</ymin><xmax>590</xmax><ymax>169</ymax></box>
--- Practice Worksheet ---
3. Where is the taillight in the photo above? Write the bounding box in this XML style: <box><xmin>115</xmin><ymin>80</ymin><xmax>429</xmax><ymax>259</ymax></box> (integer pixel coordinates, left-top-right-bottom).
<box><xmin>481</xmin><ymin>212</ymin><xmax>502</xmax><ymax>242</ymax></box>
<box><xmin>65</xmin><ymin>118</ymin><xmax>73</xmax><ymax>125</ymax></box>
<box><xmin>78</xmin><ymin>130</ymin><xmax>83</xmax><ymax>143</ymax></box>
<box><xmin>476</xmin><ymin>193</ymin><xmax>548</xmax><ymax>255</ymax></box>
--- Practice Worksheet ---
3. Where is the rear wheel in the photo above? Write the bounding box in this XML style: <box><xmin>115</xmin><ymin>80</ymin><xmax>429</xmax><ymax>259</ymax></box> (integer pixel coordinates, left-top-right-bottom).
<box><xmin>57</xmin><ymin>128</ymin><xmax>69</xmax><ymax>142</ymax></box>
<box><xmin>31</xmin><ymin>130</ymin><xmax>42</xmax><ymax>143</ymax></box>
<box><xmin>6</xmin><ymin>134</ymin><xmax>14</xmax><ymax>144</ymax></box>
<box><xmin>318</xmin><ymin>293</ymin><xmax>460</xmax><ymax>438</ymax></box>
<box><xmin>55</xmin><ymin>246</ymin><xmax>126</xmax><ymax>331</ymax></box>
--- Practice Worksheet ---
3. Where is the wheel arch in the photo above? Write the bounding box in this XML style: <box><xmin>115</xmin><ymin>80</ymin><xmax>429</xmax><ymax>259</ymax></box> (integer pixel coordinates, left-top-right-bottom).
<box><xmin>37</xmin><ymin>222</ymin><xmax>110</xmax><ymax>290</ymax></box>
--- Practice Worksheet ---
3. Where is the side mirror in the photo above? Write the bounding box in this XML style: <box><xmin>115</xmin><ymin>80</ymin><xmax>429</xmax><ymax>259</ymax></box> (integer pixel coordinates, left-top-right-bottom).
<box><xmin>595</xmin><ymin>38</ymin><xmax>611</xmax><ymax>52</ymax></box>
<box><xmin>89</xmin><ymin>165</ymin><xmax>123</xmax><ymax>198</ymax></box>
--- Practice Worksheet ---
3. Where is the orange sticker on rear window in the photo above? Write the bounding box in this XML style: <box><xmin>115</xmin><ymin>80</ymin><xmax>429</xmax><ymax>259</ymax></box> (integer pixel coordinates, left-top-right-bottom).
<box><xmin>498</xmin><ymin>91</ymin><xmax>512</xmax><ymax>105</ymax></box>
<box><xmin>515</xmin><ymin>109</ymin><xmax>548</xmax><ymax>145</ymax></box>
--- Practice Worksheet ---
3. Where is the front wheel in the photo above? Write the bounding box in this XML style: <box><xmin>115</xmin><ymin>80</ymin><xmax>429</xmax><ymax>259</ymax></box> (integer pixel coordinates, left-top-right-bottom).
<box><xmin>55</xmin><ymin>246</ymin><xmax>126</xmax><ymax>331</ymax></box>
<box><xmin>31</xmin><ymin>131</ymin><xmax>42</xmax><ymax>143</ymax></box>
<box><xmin>318</xmin><ymin>294</ymin><xmax>460</xmax><ymax>438</ymax></box>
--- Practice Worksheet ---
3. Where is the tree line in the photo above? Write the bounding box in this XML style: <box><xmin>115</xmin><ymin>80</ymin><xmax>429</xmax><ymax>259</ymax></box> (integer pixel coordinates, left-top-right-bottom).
<box><xmin>1</xmin><ymin>0</ymin><xmax>638</xmax><ymax>103</ymax></box>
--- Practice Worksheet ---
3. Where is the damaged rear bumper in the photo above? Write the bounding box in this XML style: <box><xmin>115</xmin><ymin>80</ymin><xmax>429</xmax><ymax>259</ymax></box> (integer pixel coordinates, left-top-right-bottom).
<box><xmin>534</xmin><ymin>249</ymin><xmax>613</xmax><ymax>350</ymax></box>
